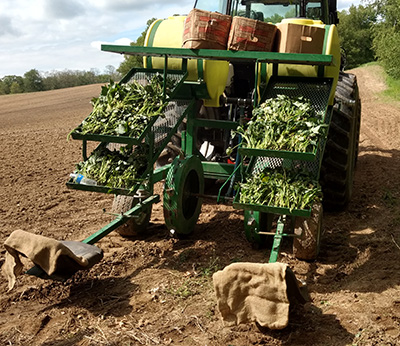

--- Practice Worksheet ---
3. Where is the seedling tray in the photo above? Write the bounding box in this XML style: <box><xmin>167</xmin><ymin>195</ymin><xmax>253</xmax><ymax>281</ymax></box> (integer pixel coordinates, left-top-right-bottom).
<box><xmin>232</xmin><ymin>189</ymin><xmax>312</xmax><ymax>218</ymax></box>
<box><xmin>67</xmin><ymin>100</ymin><xmax>195</xmax><ymax>195</ymax></box>
<box><xmin>69</xmin><ymin>116</ymin><xmax>159</xmax><ymax>146</ymax></box>
<box><xmin>66</xmin><ymin>177</ymin><xmax>143</xmax><ymax>196</ymax></box>
<box><xmin>69</xmin><ymin>67</ymin><xmax>187</xmax><ymax>145</ymax></box>
<box><xmin>239</xmin><ymin>76</ymin><xmax>333</xmax><ymax>161</ymax></box>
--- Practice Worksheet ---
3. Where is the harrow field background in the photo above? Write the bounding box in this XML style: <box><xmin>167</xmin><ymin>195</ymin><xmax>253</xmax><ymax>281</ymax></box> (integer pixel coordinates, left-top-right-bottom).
<box><xmin>0</xmin><ymin>65</ymin><xmax>400</xmax><ymax>345</ymax></box>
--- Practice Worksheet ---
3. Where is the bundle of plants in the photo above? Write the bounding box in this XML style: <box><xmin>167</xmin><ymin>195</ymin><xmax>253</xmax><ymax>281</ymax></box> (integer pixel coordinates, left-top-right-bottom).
<box><xmin>75</xmin><ymin>74</ymin><xmax>176</xmax><ymax>137</ymax></box>
<box><xmin>236</xmin><ymin>95</ymin><xmax>328</xmax><ymax>152</ymax></box>
<box><xmin>74</xmin><ymin>144</ymin><xmax>149</xmax><ymax>189</ymax></box>
<box><xmin>238</xmin><ymin>166</ymin><xmax>322</xmax><ymax>211</ymax></box>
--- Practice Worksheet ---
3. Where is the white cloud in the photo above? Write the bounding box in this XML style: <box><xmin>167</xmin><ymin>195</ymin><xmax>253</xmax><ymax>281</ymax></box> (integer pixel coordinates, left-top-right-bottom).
<box><xmin>90</xmin><ymin>38</ymin><xmax>133</xmax><ymax>50</ymax></box>
<box><xmin>91</xmin><ymin>0</ymin><xmax>191</xmax><ymax>12</ymax></box>
<box><xmin>337</xmin><ymin>0</ymin><xmax>362</xmax><ymax>11</ymax></box>
<box><xmin>0</xmin><ymin>15</ymin><xmax>20</xmax><ymax>36</ymax></box>
<box><xmin>44</xmin><ymin>0</ymin><xmax>86</xmax><ymax>19</ymax></box>
<box><xmin>0</xmin><ymin>0</ymin><xmax>194</xmax><ymax>77</ymax></box>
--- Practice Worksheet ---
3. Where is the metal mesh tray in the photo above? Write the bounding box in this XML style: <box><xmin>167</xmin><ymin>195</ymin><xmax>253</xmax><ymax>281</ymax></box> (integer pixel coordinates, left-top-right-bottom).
<box><xmin>67</xmin><ymin>100</ymin><xmax>194</xmax><ymax>195</ymax></box>
<box><xmin>232</xmin><ymin>188</ymin><xmax>312</xmax><ymax>218</ymax></box>
<box><xmin>66</xmin><ymin>178</ymin><xmax>144</xmax><ymax>196</ymax></box>
<box><xmin>69</xmin><ymin>68</ymin><xmax>188</xmax><ymax>145</ymax></box>
<box><xmin>240</xmin><ymin>76</ymin><xmax>333</xmax><ymax>161</ymax></box>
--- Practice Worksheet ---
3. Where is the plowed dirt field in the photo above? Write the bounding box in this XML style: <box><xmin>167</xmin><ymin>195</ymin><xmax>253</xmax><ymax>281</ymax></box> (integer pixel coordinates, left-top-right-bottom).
<box><xmin>1</xmin><ymin>65</ymin><xmax>400</xmax><ymax>345</ymax></box>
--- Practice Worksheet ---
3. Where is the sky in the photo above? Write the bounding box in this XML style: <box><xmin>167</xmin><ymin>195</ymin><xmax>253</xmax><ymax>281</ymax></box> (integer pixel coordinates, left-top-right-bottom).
<box><xmin>0</xmin><ymin>0</ymin><xmax>361</xmax><ymax>78</ymax></box>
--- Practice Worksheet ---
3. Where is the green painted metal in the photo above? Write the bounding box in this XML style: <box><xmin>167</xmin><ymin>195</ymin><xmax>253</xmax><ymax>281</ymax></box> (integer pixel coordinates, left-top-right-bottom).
<box><xmin>197</xmin><ymin>59</ymin><xmax>204</xmax><ymax>79</ymax></box>
<box><xmin>244</xmin><ymin>210</ymin><xmax>272</xmax><ymax>246</ymax></box>
<box><xmin>101</xmin><ymin>45</ymin><xmax>334</xmax><ymax>66</ymax></box>
<box><xmin>233</xmin><ymin>191</ymin><xmax>312</xmax><ymax>218</ymax></box>
<box><xmin>318</xmin><ymin>24</ymin><xmax>332</xmax><ymax>77</ymax></box>
<box><xmin>70</xmin><ymin>131</ymin><xmax>142</xmax><ymax>146</ymax></box>
<box><xmin>202</xmin><ymin>162</ymin><xmax>235</xmax><ymax>178</ymax></box>
<box><xmin>176</xmin><ymin>80</ymin><xmax>210</xmax><ymax>100</ymax></box>
<box><xmin>66</xmin><ymin>178</ymin><xmax>143</xmax><ymax>196</ymax></box>
<box><xmin>82</xmin><ymin>195</ymin><xmax>160</xmax><ymax>245</ymax></box>
<box><xmin>145</xmin><ymin>19</ymin><xmax>162</xmax><ymax>68</ymax></box>
<box><xmin>67</xmin><ymin>100</ymin><xmax>195</xmax><ymax>196</ymax></box>
<box><xmin>269</xmin><ymin>216</ymin><xmax>285</xmax><ymax>263</ymax></box>
<box><xmin>239</xmin><ymin>147</ymin><xmax>317</xmax><ymax>161</ymax></box>
<box><xmin>217</xmin><ymin>162</ymin><xmax>242</xmax><ymax>203</ymax></box>
<box><xmin>184</xmin><ymin>103</ymin><xmax>197</xmax><ymax>156</ymax></box>
<box><xmin>82</xmin><ymin>140</ymin><xmax>88</xmax><ymax>161</ymax></box>
<box><xmin>152</xmin><ymin>164</ymin><xmax>172</xmax><ymax>182</ymax></box>
<box><xmin>66</xmin><ymin>42</ymin><xmax>336</xmax><ymax>262</ymax></box>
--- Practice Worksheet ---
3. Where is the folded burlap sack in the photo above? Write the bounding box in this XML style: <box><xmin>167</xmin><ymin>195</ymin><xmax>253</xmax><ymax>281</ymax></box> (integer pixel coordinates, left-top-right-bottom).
<box><xmin>2</xmin><ymin>230</ymin><xmax>90</xmax><ymax>290</ymax></box>
<box><xmin>213</xmin><ymin>262</ymin><xmax>290</xmax><ymax>329</ymax></box>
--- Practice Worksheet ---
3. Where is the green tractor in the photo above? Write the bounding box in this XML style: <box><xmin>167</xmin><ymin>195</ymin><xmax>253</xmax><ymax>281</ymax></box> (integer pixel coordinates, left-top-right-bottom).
<box><xmin>109</xmin><ymin>0</ymin><xmax>361</xmax><ymax>254</ymax></box>
<box><xmin>67</xmin><ymin>0</ymin><xmax>361</xmax><ymax>262</ymax></box>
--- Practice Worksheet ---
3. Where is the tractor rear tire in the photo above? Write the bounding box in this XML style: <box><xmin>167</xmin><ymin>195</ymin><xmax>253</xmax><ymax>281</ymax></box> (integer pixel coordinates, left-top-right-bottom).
<box><xmin>320</xmin><ymin>72</ymin><xmax>361</xmax><ymax>211</ymax></box>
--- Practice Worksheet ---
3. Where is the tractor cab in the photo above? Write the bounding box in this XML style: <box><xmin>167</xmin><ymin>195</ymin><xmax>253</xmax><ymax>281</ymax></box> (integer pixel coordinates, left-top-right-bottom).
<box><xmin>194</xmin><ymin>0</ymin><xmax>337</xmax><ymax>24</ymax></box>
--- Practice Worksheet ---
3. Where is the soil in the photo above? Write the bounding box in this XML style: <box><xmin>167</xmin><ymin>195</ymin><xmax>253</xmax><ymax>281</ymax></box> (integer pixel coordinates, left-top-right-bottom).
<box><xmin>1</xmin><ymin>65</ymin><xmax>400</xmax><ymax>346</ymax></box>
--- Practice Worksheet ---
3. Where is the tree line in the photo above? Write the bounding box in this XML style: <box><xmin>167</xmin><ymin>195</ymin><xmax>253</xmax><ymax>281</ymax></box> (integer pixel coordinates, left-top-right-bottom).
<box><xmin>335</xmin><ymin>0</ymin><xmax>399</xmax><ymax>79</ymax></box>
<box><xmin>0</xmin><ymin>66</ymin><xmax>120</xmax><ymax>95</ymax></box>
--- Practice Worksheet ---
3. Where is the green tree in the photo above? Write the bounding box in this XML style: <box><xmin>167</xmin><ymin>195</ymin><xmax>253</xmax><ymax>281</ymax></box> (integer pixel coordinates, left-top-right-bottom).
<box><xmin>338</xmin><ymin>5</ymin><xmax>376</xmax><ymax>69</ymax></box>
<box><xmin>369</xmin><ymin>0</ymin><xmax>400</xmax><ymax>78</ymax></box>
<box><xmin>23</xmin><ymin>69</ymin><xmax>44</xmax><ymax>92</ymax></box>
<box><xmin>104</xmin><ymin>65</ymin><xmax>120</xmax><ymax>81</ymax></box>
<box><xmin>118</xmin><ymin>18</ymin><xmax>157</xmax><ymax>76</ymax></box>
<box><xmin>265</xmin><ymin>13</ymin><xmax>284</xmax><ymax>23</ymax></box>
<box><xmin>77</xmin><ymin>70</ymin><xmax>98</xmax><ymax>85</ymax></box>
<box><xmin>10</xmin><ymin>81</ymin><xmax>23</xmax><ymax>94</ymax></box>
<box><xmin>1</xmin><ymin>75</ymin><xmax>24</xmax><ymax>94</ymax></box>
<box><xmin>0</xmin><ymin>81</ymin><xmax>6</xmax><ymax>95</ymax></box>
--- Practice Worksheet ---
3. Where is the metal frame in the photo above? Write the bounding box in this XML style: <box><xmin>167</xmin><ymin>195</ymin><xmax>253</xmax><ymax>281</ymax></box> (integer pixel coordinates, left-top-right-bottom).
<box><xmin>66</xmin><ymin>45</ymin><xmax>335</xmax><ymax>263</ymax></box>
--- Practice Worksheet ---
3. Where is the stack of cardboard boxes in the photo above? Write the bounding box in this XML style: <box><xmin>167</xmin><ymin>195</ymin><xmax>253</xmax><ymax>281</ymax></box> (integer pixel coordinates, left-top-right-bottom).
<box><xmin>182</xmin><ymin>9</ymin><xmax>325</xmax><ymax>54</ymax></box>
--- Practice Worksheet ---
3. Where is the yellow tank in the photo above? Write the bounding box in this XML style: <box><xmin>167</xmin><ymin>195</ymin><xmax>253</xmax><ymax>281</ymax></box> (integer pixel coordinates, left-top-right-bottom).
<box><xmin>144</xmin><ymin>16</ymin><xmax>229</xmax><ymax>107</ymax></box>
<box><xmin>144</xmin><ymin>16</ymin><xmax>339</xmax><ymax>107</ymax></box>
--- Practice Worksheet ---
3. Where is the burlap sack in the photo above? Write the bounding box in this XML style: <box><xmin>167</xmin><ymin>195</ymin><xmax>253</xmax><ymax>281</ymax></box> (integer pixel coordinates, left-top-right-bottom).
<box><xmin>2</xmin><ymin>230</ymin><xmax>95</xmax><ymax>290</ymax></box>
<box><xmin>228</xmin><ymin>16</ymin><xmax>277</xmax><ymax>52</ymax></box>
<box><xmin>182</xmin><ymin>9</ymin><xmax>232</xmax><ymax>50</ymax></box>
<box><xmin>213</xmin><ymin>262</ymin><xmax>290</xmax><ymax>329</ymax></box>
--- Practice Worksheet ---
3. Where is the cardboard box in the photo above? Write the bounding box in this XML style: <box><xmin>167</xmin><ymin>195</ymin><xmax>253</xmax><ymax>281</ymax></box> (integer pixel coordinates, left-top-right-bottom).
<box><xmin>182</xmin><ymin>9</ymin><xmax>232</xmax><ymax>50</ymax></box>
<box><xmin>276</xmin><ymin>23</ymin><xmax>325</xmax><ymax>54</ymax></box>
<box><xmin>228</xmin><ymin>16</ymin><xmax>277</xmax><ymax>52</ymax></box>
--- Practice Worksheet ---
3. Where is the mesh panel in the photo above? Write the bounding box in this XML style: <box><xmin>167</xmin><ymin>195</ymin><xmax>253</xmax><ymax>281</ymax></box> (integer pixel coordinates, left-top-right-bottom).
<box><xmin>263</xmin><ymin>78</ymin><xmax>332</xmax><ymax>116</ymax></box>
<box><xmin>249</xmin><ymin>78</ymin><xmax>333</xmax><ymax>180</ymax></box>
<box><xmin>251</xmin><ymin>155</ymin><xmax>318</xmax><ymax>175</ymax></box>
<box><xmin>131</xmin><ymin>71</ymin><xmax>184</xmax><ymax>87</ymax></box>
<box><xmin>128</xmin><ymin>71</ymin><xmax>188</xmax><ymax>149</ymax></box>
<box><xmin>152</xmin><ymin>101</ymin><xmax>190</xmax><ymax>148</ymax></box>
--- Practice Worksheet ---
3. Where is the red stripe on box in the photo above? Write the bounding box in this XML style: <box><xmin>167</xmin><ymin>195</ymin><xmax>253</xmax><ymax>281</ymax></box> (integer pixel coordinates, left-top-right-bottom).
<box><xmin>197</xmin><ymin>16</ymin><xmax>231</xmax><ymax>28</ymax></box>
